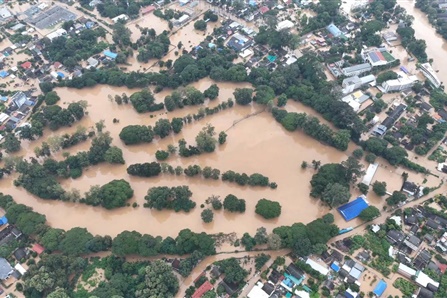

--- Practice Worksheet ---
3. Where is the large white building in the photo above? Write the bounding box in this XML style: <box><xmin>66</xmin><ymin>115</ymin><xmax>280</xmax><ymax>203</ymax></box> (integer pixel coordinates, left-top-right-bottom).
<box><xmin>420</xmin><ymin>63</ymin><xmax>441</xmax><ymax>88</ymax></box>
<box><xmin>381</xmin><ymin>71</ymin><xmax>418</xmax><ymax>93</ymax></box>
<box><xmin>342</xmin><ymin>74</ymin><xmax>376</xmax><ymax>94</ymax></box>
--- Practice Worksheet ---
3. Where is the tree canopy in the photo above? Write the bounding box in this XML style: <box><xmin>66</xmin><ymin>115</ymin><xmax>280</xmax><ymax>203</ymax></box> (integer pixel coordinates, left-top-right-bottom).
<box><xmin>255</xmin><ymin>199</ymin><xmax>281</xmax><ymax>219</ymax></box>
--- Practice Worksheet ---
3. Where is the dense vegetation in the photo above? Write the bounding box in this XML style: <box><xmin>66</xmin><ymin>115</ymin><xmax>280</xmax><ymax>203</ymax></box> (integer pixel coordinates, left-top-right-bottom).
<box><xmin>144</xmin><ymin>186</ymin><xmax>196</xmax><ymax>212</ymax></box>
<box><xmin>255</xmin><ymin>199</ymin><xmax>282</xmax><ymax>219</ymax></box>
<box><xmin>82</xmin><ymin>179</ymin><xmax>134</xmax><ymax>209</ymax></box>
<box><xmin>129</xmin><ymin>89</ymin><xmax>164</xmax><ymax>113</ymax></box>
<box><xmin>223</xmin><ymin>194</ymin><xmax>246</xmax><ymax>213</ymax></box>
<box><xmin>416</xmin><ymin>0</ymin><xmax>447</xmax><ymax>42</ymax></box>
<box><xmin>127</xmin><ymin>162</ymin><xmax>161</xmax><ymax>177</ymax></box>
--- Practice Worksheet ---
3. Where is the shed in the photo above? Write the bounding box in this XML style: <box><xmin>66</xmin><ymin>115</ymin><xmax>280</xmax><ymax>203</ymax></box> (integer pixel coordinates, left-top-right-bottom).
<box><xmin>13</xmin><ymin>248</ymin><xmax>26</xmax><ymax>261</ymax></box>
<box><xmin>31</xmin><ymin>243</ymin><xmax>44</xmax><ymax>255</ymax></box>
<box><xmin>0</xmin><ymin>71</ymin><xmax>9</xmax><ymax>78</ymax></box>
<box><xmin>0</xmin><ymin>216</ymin><xmax>7</xmax><ymax>225</ymax></box>
<box><xmin>373</xmin><ymin>280</ymin><xmax>387</xmax><ymax>297</ymax></box>
<box><xmin>14</xmin><ymin>263</ymin><xmax>26</xmax><ymax>275</ymax></box>
<box><xmin>20</xmin><ymin>61</ymin><xmax>31</xmax><ymax>69</ymax></box>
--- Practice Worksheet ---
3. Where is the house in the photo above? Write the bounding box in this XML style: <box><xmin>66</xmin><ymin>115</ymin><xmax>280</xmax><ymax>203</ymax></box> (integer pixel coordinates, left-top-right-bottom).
<box><xmin>326</xmin><ymin>23</ymin><xmax>342</xmax><ymax>38</ymax></box>
<box><xmin>259</xmin><ymin>6</ymin><xmax>269</xmax><ymax>14</ymax></box>
<box><xmin>417</xmin><ymin>287</ymin><xmax>434</xmax><ymax>298</ymax></box>
<box><xmin>111</xmin><ymin>14</ymin><xmax>128</xmax><ymax>23</ymax></box>
<box><xmin>21</xmin><ymin>61</ymin><xmax>32</xmax><ymax>69</ymax></box>
<box><xmin>87</xmin><ymin>57</ymin><xmax>99</xmax><ymax>68</ymax></box>
<box><xmin>46</xmin><ymin>28</ymin><xmax>67</xmax><ymax>41</ymax></box>
<box><xmin>387</xmin><ymin>230</ymin><xmax>405</xmax><ymax>245</ymax></box>
<box><xmin>424</xmin><ymin>234</ymin><xmax>435</xmax><ymax>244</ymax></box>
<box><xmin>322</xmin><ymin>280</ymin><xmax>335</xmax><ymax>291</ymax></box>
<box><xmin>426</xmin><ymin>218</ymin><xmax>440</xmax><ymax>229</ymax></box>
<box><xmin>10</xmin><ymin>92</ymin><xmax>27</xmax><ymax>110</ymax></box>
<box><xmin>405</xmin><ymin>214</ymin><xmax>418</xmax><ymax>226</ymax></box>
<box><xmin>227</xmin><ymin>33</ymin><xmax>252</xmax><ymax>52</ymax></box>
<box><xmin>211</xmin><ymin>266</ymin><xmax>221</xmax><ymax>278</ymax></box>
<box><xmin>414</xmin><ymin>249</ymin><xmax>431</xmax><ymax>269</ymax></box>
<box><xmin>261</xmin><ymin>282</ymin><xmax>274</xmax><ymax>295</ymax></box>
<box><xmin>403</xmin><ymin>235</ymin><xmax>421</xmax><ymax>251</ymax></box>
<box><xmin>427</xmin><ymin>261</ymin><xmax>441</xmax><ymax>274</ymax></box>
<box><xmin>402</xmin><ymin>181</ymin><xmax>419</xmax><ymax>196</ymax></box>
<box><xmin>286</xmin><ymin>263</ymin><xmax>304</xmax><ymax>280</ymax></box>
<box><xmin>382</xmin><ymin>31</ymin><xmax>397</xmax><ymax>42</ymax></box>
<box><xmin>192</xmin><ymin>281</ymin><xmax>213</xmax><ymax>298</ymax></box>
<box><xmin>362</xmin><ymin>163</ymin><xmax>378</xmax><ymax>185</ymax></box>
<box><xmin>268</xmin><ymin>269</ymin><xmax>281</xmax><ymax>283</ymax></box>
<box><xmin>171</xmin><ymin>259</ymin><xmax>180</xmax><ymax>270</ymax></box>
<box><xmin>141</xmin><ymin>5</ymin><xmax>156</xmax><ymax>15</ymax></box>
<box><xmin>13</xmin><ymin>248</ymin><xmax>27</xmax><ymax>261</ymax></box>
<box><xmin>0</xmin><ymin>7</ymin><xmax>13</xmax><ymax>24</ymax></box>
<box><xmin>356</xmin><ymin>251</ymin><xmax>370</xmax><ymax>262</ymax></box>
<box><xmin>103</xmin><ymin>50</ymin><xmax>118</xmax><ymax>60</ymax></box>
<box><xmin>276</xmin><ymin>20</ymin><xmax>294</xmax><ymax>31</ymax></box>
<box><xmin>0</xmin><ymin>258</ymin><xmax>13</xmax><ymax>280</ymax></box>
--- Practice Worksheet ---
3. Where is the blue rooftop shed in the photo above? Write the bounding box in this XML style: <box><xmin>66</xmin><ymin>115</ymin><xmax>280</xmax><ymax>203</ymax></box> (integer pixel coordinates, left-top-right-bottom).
<box><xmin>330</xmin><ymin>262</ymin><xmax>340</xmax><ymax>272</ymax></box>
<box><xmin>0</xmin><ymin>71</ymin><xmax>9</xmax><ymax>78</ymax></box>
<box><xmin>56</xmin><ymin>72</ymin><xmax>65</xmax><ymax>79</ymax></box>
<box><xmin>373</xmin><ymin>280</ymin><xmax>387</xmax><ymax>297</ymax></box>
<box><xmin>0</xmin><ymin>216</ymin><xmax>8</xmax><ymax>225</ymax></box>
<box><xmin>326</xmin><ymin>23</ymin><xmax>342</xmax><ymax>37</ymax></box>
<box><xmin>103</xmin><ymin>50</ymin><xmax>118</xmax><ymax>59</ymax></box>
<box><xmin>338</xmin><ymin>196</ymin><xmax>369</xmax><ymax>221</ymax></box>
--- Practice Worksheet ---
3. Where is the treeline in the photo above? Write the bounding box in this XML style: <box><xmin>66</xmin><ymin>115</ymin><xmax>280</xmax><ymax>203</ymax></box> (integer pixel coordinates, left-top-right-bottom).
<box><xmin>273</xmin><ymin>214</ymin><xmax>339</xmax><ymax>257</ymax></box>
<box><xmin>416</xmin><ymin>0</ymin><xmax>447</xmax><ymax>42</ymax></box>
<box><xmin>144</xmin><ymin>185</ymin><xmax>196</xmax><ymax>212</ymax></box>
<box><xmin>361</xmin><ymin>137</ymin><xmax>429</xmax><ymax>173</ymax></box>
<box><xmin>15</xmin><ymin>132</ymin><xmax>125</xmax><ymax>200</ymax></box>
<box><xmin>397</xmin><ymin>25</ymin><xmax>428</xmax><ymax>62</ymax></box>
<box><xmin>126</xmin><ymin>161</ymin><xmax>277</xmax><ymax>189</ymax></box>
<box><xmin>119</xmin><ymin>117</ymin><xmax>183</xmax><ymax>145</ymax></box>
<box><xmin>164</xmin><ymin>85</ymin><xmax>219</xmax><ymax>111</ymax></box>
<box><xmin>272</xmin><ymin>108</ymin><xmax>351</xmax><ymax>151</ymax></box>
<box><xmin>0</xmin><ymin>192</ymin><xmax>216</xmax><ymax>257</ymax></box>
<box><xmin>19</xmin><ymin>101</ymin><xmax>86</xmax><ymax>141</ymax></box>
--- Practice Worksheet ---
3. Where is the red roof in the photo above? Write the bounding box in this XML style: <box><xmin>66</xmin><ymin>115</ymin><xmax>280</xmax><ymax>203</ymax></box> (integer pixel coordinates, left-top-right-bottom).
<box><xmin>21</xmin><ymin>61</ymin><xmax>31</xmax><ymax>69</ymax></box>
<box><xmin>259</xmin><ymin>6</ymin><xmax>270</xmax><ymax>14</ymax></box>
<box><xmin>192</xmin><ymin>281</ymin><xmax>213</xmax><ymax>298</ymax></box>
<box><xmin>439</xmin><ymin>264</ymin><xmax>447</xmax><ymax>274</ymax></box>
<box><xmin>32</xmin><ymin>243</ymin><xmax>45</xmax><ymax>254</ymax></box>
<box><xmin>141</xmin><ymin>5</ymin><xmax>156</xmax><ymax>14</ymax></box>
<box><xmin>53</xmin><ymin>62</ymin><xmax>62</xmax><ymax>69</ymax></box>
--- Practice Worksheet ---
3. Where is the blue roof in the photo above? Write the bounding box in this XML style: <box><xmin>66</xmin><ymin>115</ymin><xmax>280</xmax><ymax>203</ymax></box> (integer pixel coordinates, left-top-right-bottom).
<box><xmin>373</xmin><ymin>280</ymin><xmax>387</xmax><ymax>297</ymax></box>
<box><xmin>331</xmin><ymin>262</ymin><xmax>340</xmax><ymax>272</ymax></box>
<box><xmin>0</xmin><ymin>96</ymin><xmax>7</xmax><ymax>102</ymax></box>
<box><xmin>344</xmin><ymin>291</ymin><xmax>354</xmax><ymax>298</ymax></box>
<box><xmin>103</xmin><ymin>50</ymin><xmax>118</xmax><ymax>59</ymax></box>
<box><xmin>284</xmin><ymin>272</ymin><xmax>304</xmax><ymax>286</ymax></box>
<box><xmin>0</xmin><ymin>71</ymin><xmax>9</xmax><ymax>78</ymax></box>
<box><xmin>326</xmin><ymin>23</ymin><xmax>342</xmax><ymax>37</ymax></box>
<box><xmin>86</xmin><ymin>21</ymin><xmax>95</xmax><ymax>29</ymax></box>
<box><xmin>0</xmin><ymin>216</ymin><xmax>8</xmax><ymax>225</ymax></box>
<box><xmin>338</xmin><ymin>196</ymin><xmax>369</xmax><ymax>221</ymax></box>
<box><xmin>56</xmin><ymin>72</ymin><xmax>65</xmax><ymax>78</ymax></box>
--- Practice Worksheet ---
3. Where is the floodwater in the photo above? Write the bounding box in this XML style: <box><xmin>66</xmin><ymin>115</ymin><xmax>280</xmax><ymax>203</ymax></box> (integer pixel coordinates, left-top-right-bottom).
<box><xmin>0</xmin><ymin>78</ymin><xmax>357</xmax><ymax>238</ymax></box>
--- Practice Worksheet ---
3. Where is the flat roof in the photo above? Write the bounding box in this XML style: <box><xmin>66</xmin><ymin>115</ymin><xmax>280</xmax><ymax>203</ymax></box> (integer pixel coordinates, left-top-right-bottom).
<box><xmin>305</xmin><ymin>258</ymin><xmax>329</xmax><ymax>276</ymax></box>
<box><xmin>361</xmin><ymin>163</ymin><xmax>378</xmax><ymax>185</ymax></box>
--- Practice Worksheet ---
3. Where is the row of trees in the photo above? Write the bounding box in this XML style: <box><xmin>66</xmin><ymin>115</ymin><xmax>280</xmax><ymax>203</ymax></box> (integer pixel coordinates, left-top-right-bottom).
<box><xmin>272</xmin><ymin>108</ymin><xmax>351</xmax><ymax>151</ymax></box>
<box><xmin>119</xmin><ymin>117</ymin><xmax>183</xmax><ymax>145</ymax></box>
<box><xmin>144</xmin><ymin>186</ymin><xmax>196</xmax><ymax>212</ymax></box>
<box><xmin>164</xmin><ymin>85</ymin><xmax>220</xmax><ymax>112</ymax></box>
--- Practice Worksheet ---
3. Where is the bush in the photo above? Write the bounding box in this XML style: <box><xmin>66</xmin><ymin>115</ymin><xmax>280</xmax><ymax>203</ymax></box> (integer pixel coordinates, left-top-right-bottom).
<box><xmin>194</xmin><ymin>20</ymin><xmax>207</xmax><ymax>31</ymax></box>
<box><xmin>201</xmin><ymin>209</ymin><xmax>213</xmax><ymax>223</ymax></box>
<box><xmin>155</xmin><ymin>150</ymin><xmax>169</xmax><ymax>161</ymax></box>
<box><xmin>255</xmin><ymin>199</ymin><xmax>281</xmax><ymax>219</ymax></box>
<box><xmin>223</xmin><ymin>194</ymin><xmax>246</xmax><ymax>213</ymax></box>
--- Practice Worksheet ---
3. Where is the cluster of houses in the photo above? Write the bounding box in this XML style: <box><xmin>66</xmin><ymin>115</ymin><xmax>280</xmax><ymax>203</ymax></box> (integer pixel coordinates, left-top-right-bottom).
<box><xmin>380</xmin><ymin>204</ymin><xmax>447</xmax><ymax>298</ymax></box>
<box><xmin>0</xmin><ymin>91</ymin><xmax>36</xmax><ymax>135</ymax></box>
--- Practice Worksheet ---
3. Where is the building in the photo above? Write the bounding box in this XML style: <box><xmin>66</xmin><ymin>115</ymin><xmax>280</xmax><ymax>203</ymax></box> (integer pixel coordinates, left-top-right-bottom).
<box><xmin>87</xmin><ymin>57</ymin><xmax>99</xmax><ymax>68</ymax></box>
<box><xmin>439</xmin><ymin>0</ymin><xmax>447</xmax><ymax>9</ymax></box>
<box><xmin>373</xmin><ymin>103</ymin><xmax>407</xmax><ymax>136</ymax></box>
<box><xmin>141</xmin><ymin>5</ymin><xmax>156</xmax><ymax>15</ymax></box>
<box><xmin>382</xmin><ymin>31</ymin><xmax>398</xmax><ymax>42</ymax></box>
<box><xmin>361</xmin><ymin>163</ymin><xmax>378</xmax><ymax>185</ymax></box>
<box><xmin>417</xmin><ymin>287</ymin><xmax>434</xmax><ymax>298</ymax></box>
<box><xmin>0</xmin><ymin>7</ymin><xmax>13</xmax><ymax>24</ymax></box>
<box><xmin>192</xmin><ymin>281</ymin><xmax>213</xmax><ymax>298</ymax></box>
<box><xmin>415</xmin><ymin>271</ymin><xmax>439</xmax><ymax>290</ymax></box>
<box><xmin>342</xmin><ymin>74</ymin><xmax>376</xmax><ymax>94</ymax></box>
<box><xmin>112</xmin><ymin>14</ymin><xmax>128</xmax><ymax>23</ymax></box>
<box><xmin>103</xmin><ymin>50</ymin><xmax>118</xmax><ymax>60</ymax></box>
<box><xmin>227</xmin><ymin>33</ymin><xmax>252</xmax><ymax>52</ymax></box>
<box><xmin>10</xmin><ymin>92</ymin><xmax>27</xmax><ymax>109</ymax></box>
<box><xmin>276</xmin><ymin>20</ymin><xmax>294</xmax><ymax>31</ymax></box>
<box><xmin>373</xmin><ymin>280</ymin><xmax>387</xmax><ymax>297</ymax></box>
<box><xmin>387</xmin><ymin>230</ymin><xmax>405</xmax><ymax>245</ymax></box>
<box><xmin>404</xmin><ymin>235</ymin><xmax>421</xmax><ymax>251</ymax></box>
<box><xmin>326</xmin><ymin>23</ymin><xmax>342</xmax><ymax>37</ymax></box>
<box><xmin>247</xmin><ymin>281</ymin><xmax>270</xmax><ymax>298</ymax></box>
<box><xmin>420</xmin><ymin>63</ymin><xmax>441</xmax><ymax>88</ymax></box>
<box><xmin>397</xmin><ymin>263</ymin><xmax>417</xmax><ymax>279</ymax></box>
<box><xmin>46</xmin><ymin>28</ymin><xmax>67</xmax><ymax>41</ymax></box>
<box><xmin>0</xmin><ymin>258</ymin><xmax>13</xmax><ymax>280</ymax></box>
<box><xmin>305</xmin><ymin>258</ymin><xmax>329</xmax><ymax>276</ymax></box>
<box><xmin>362</xmin><ymin>48</ymin><xmax>396</xmax><ymax>67</ymax></box>
<box><xmin>338</xmin><ymin>196</ymin><xmax>369</xmax><ymax>221</ymax></box>
<box><xmin>402</xmin><ymin>181</ymin><xmax>419</xmax><ymax>196</ymax></box>
<box><xmin>341</xmin><ymin>90</ymin><xmax>370</xmax><ymax>112</ymax></box>
<box><xmin>341</xmin><ymin>63</ymin><xmax>372</xmax><ymax>77</ymax></box>
<box><xmin>381</xmin><ymin>71</ymin><xmax>418</xmax><ymax>93</ymax></box>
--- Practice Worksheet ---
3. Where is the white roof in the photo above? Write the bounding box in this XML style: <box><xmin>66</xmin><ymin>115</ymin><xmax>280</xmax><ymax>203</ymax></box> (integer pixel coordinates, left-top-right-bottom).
<box><xmin>295</xmin><ymin>290</ymin><xmax>310</xmax><ymax>298</ymax></box>
<box><xmin>361</xmin><ymin>163</ymin><xmax>378</xmax><ymax>185</ymax></box>
<box><xmin>0</xmin><ymin>112</ymin><xmax>9</xmax><ymax>123</ymax></box>
<box><xmin>398</xmin><ymin>263</ymin><xmax>416</xmax><ymax>276</ymax></box>
<box><xmin>0</xmin><ymin>7</ymin><xmax>12</xmax><ymax>19</ymax></box>
<box><xmin>306</xmin><ymin>258</ymin><xmax>329</xmax><ymax>276</ymax></box>
<box><xmin>239</xmin><ymin>49</ymin><xmax>253</xmax><ymax>58</ymax></box>
<box><xmin>112</xmin><ymin>14</ymin><xmax>128</xmax><ymax>23</ymax></box>
<box><xmin>178</xmin><ymin>14</ymin><xmax>189</xmax><ymax>23</ymax></box>
<box><xmin>247</xmin><ymin>283</ymin><xmax>269</xmax><ymax>298</ymax></box>
<box><xmin>277</xmin><ymin>20</ymin><xmax>294</xmax><ymax>31</ymax></box>
<box><xmin>14</xmin><ymin>263</ymin><xmax>26</xmax><ymax>275</ymax></box>
<box><xmin>390</xmin><ymin>215</ymin><xmax>402</xmax><ymax>227</ymax></box>
<box><xmin>415</xmin><ymin>271</ymin><xmax>439</xmax><ymax>289</ymax></box>
<box><xmin>371</xmin><ymin>224</ymin><xmax>381</xmax><ymax>233</ymax></box>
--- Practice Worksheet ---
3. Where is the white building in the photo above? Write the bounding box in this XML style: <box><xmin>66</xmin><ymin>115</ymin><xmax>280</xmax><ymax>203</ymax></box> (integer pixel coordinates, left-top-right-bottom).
<box><xmin>112</xmin><ymin>14</ymin><xmax>128</xmax><ymax>23</ymax></box>
<box><xmin>276</xmin><ymin>20</ymin><xmax>294</xmax><ymax>31</ymax></box>
<box><xmin>305</xmin><ymin>258</ymin><xmax>329</xmax><ymax>276</ymax></box>
<box><xmin>342</xmin><ymin>74</ymin><xmax>376</xmax><ymax>94</ymax></box>
<box><xmin>420</xmin><ymin>63</ymin><xmax>441</xmax><ymax>88</ymax></box>
<box><xmin>247</xmin><ymin>282</ymin><xmax>269</xmax><ymax>298</ymax></box>
<box><xmin>46</xmin><ymin>28</ymin><xmax>67</xmax><ymax>41</ymax></box>
<box><xmin>415</xmin><ymin>271</ymin><xmax>439</xmax><ymax>289</ymax></box>
<box><xmin>397</xmin><ymin>263</ymin><xmax>416</xmax><ymax>279</ymax></box>
<box><xmin>381</xmin><ymin>71</ymin><xmax>418</xmax><ymax>93</ymax></box>
<box><xmin>361</xmin><ymin>163</ymin><xmax>378</xmax><ymax>185</ymax></box>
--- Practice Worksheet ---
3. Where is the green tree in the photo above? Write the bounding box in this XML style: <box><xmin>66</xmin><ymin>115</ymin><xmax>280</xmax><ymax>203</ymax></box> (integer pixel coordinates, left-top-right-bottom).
<box><xmin>201</xmin><ymin>209</ymin><xmax>213</xmax><ymax>223</ymax></box>
<box><xmin>321</xmin><ymin>183</ymin><xmax>350</xmax><ymax>207</ymax></box>
<box><xmin>104</xmin><ymin>146</ymin><xmax>125</xmax><ymax>164</ymax></box>
<box><xmin>204</xmin><ymin>84</ymin><xmax>219</xmax><ymax>100</ymax></box>
<box><xmin>196</xmin><ymin>125</ymin><xmax>217</xmax><ymax>153</ymax></box>
<box><xmin>233</xmin><ymin>88</ymin><xmax>253</xmax><ymax>105</ymax></box>
<box><xmin>171</xmin><ymin>118</ymin><xmax>183</xmax><ymax>134</ymax></box>
<box><xmin>194</xmin><ymin>20</ymin><xmax>207</xmax><ymax>31</ymax></box>
<box><xmin>365</xmin><ymin>153</ymin><xmax>377</xmax><ymax>164</ymax></box>
<box><xmin>59</xmin><ymin>227</ymin><xmax>93</xmax><ymax>255</ymax></box>
<box><xmin>359</xmin><ymin>206</ymin><xmax>380</xmax><ymax>221</ymax></box>
<box><xmin>223</xmin><ymin>194</ymin><xmax>246</xmax><ymax>213</ymax></box>
<box><xmin>44</xmin><ymin>91</ymin><xmax>60</xmax><ymax>105</ymax></box>
<box><xmin>144</xmin><ymin>186</ymin><xmax>196</xmax><ymax>212</ymax></box>
<box><xmin>341</xmin><ymin>156</ymin><xmax>365</xmax><ymax>183</ymax></box>
<box><xmin>154</xmin><ymin>119</ymin><xmax>172</xmax><ymax>138</ymax></box>
<box><xmin>357</xmin><ymin>182</ymin><xmax>369</xmax><ymax>194</ymax></box>
<box><xmin>352</xmin><ymin>148</ymin><xmax>364</xmax><ymax>159</ymax></box>
<box><xmin>155</xmin><ymin>150</ymin><xmax>169</xmax><ymax>161</ymax></box>
<box><xmin>372</xmin><ymin>181</ymin><xmax>387</xmax><ymax>196</ymax></box>
<box><xmin>84</xmin><ymin>179</ymin><xmax>134</xmax><ymax>209</ymax></box>
<box><xmin>386</xmin><ymin>191</ymin><xmax>406</xmax><ymax>206</ymax></box>
<box><xmin>40</xmin><ymin>228</ymin><xmax>65</xmax><ymax>252</ymax></box>
<box><xmin>218</xmin><ymin>131</ymin><xmax>227</xmax><ymax>145</ymax></box>
<box><xmin>119</xmin><ymin>125</ymin><xmax>154</xmax><ymax>145</ymax></box>
<box><xmin>267</xmin><ymin>233</ymin><xmax>282</xmax><ymax>249</ymax></box>
<box><xmin>255</xmin><ymin>199</ymin><xmax>281</xmax><ymax>219</ymax></box>
<box><xmin>136</xmin><ymin>261</ymin><xmax>179</xmax><ymax>297</ymax></box>
<box><xmin>4</xmin><ymin>134</ymin><xmax>21</xmax><ymax>153</ymax></box>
